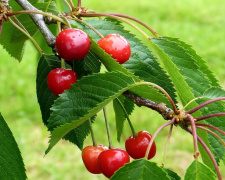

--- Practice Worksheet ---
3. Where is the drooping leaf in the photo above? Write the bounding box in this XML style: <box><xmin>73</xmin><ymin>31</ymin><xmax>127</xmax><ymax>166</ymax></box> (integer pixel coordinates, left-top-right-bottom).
<box><xmin>184</xmin><ymin>160</ymin><xmax>216</xmax><ymax>180</ymax></box>
<box><xmin>0</xmin><ymin>113</ymin><xmax>27</xmax><ymax>179</ymax></box>
<box><xmin>162</xmin><ymin>167</ymin><xmax>181</xmax><ymax>180</ymax></box>
<box><xmin>110</xmin><ymin>159</ymin><xmax>170</xmax><ymax>180</ymax></box>
<box><xmin>45</xmin><ymin>71</ymin><xmax>141</xmax><ymax>154</ymax></box>
<box><xmin>113</xmin><ymin>96</ymin><xmax>135</xmax><ymax>142</ymax></box>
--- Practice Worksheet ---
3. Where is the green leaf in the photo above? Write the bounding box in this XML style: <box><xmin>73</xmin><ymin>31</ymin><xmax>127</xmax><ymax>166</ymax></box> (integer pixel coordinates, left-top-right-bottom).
<box><xmin>72</xmin><ymin>51</ymin><xmax>101</xmax><ymax>79</ymax></box>
<box><xmin>36</xmin><ymin>54</ymin><xmax>61</xmax><ymax>126</ymax></box>
<box><xmin>36</xmin><ymin>54</ymin><xmax>97</xmax><ymax>149</ymax></box>
<box><xmin>200</xmin><ymin>87</ymin><xmax>225</xmax><ymax>162</ymax></box>
<box><xmin>151</xmin><ymin>37</ymin><xmax>214</xmax><ymax>168</ymax></box>
<box><xmin>162</xmin><ymin>167</ymin><xmax>181</xmax><ymax>180</ymax></box>
<box><xmin>1</xmin><ymin>0</ymin><xmax>58</xmax><ymax>61</ymax></box>
<box><xmin>110</xmin><ymin>159</ymin><xmax>170</xmax><ymax>180</ymax></box>
<box><xmin>164</xmin><ymin>37</ymin><xmax>219</xmax><ymax>87</ymax></box>
<box><xmin>46</xmin><ymin>71</ymin><xmax>140</xmax><ymax>154</ymax></box>
<box><xmin>184</xmin><ymin>160</ymin><xmax>216</xmax><ymax>180</ymax></box>
<box><xmin>113</xmin><ymin>96</ymin><xmax>134</xmax><ymax>142</ymax></box>
<box><xmin>0</xmin><ymin>113</ymin><xmax>27</xmax><ymax>180</ymax></box>
<box><xmin>70</xmin><ymin>19</ymin><xmax>175</xmax><ymax>108</ymax></box>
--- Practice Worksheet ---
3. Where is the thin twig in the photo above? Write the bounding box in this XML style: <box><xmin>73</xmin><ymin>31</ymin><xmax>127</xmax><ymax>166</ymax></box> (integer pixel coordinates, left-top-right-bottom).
<box><xmin>186</xmin><ymin>127</ymin><xmax>222</xmax><ymax>180</ymax></box>
<box><xmin>195</xmin><ymin>113</ymin><xmax>225</xmax><ymax>121</ymax></box>
<box><xmin>163</xmin><ymin>123</ymin><xmax>174</xmax><ymax>164</ymax></box>
<box><xmin>186</xmin><ymin>115</ymin><xmax>199</xmax><ymax>159</ymax></box>
<box><xmin>8</xmin><ymin>17</ymin><xmax>43</xmax><ymax>54</ymax></box>
<box><xmin>103</xmin><ymin>107</ymin><xmax>113</xmax><ymax>149</ymax></box>
<box><xmin>196</xmin><ymin>126</ymin><xmax>225</xmax><ymax>148</ymax></box>
<box><xmin>195</xmin><ymin>123</ymin><xmax>225</xmax><ymax>136</ymax></box>
<box><xmin>145</xmin><ymin>118</ymin><xmax>175</xmax><ymax>159</ymax></box>
<box><xmin>186</xmin><ymin>97</ymin><xmax>225</xmax><ymax>114</ymax></box>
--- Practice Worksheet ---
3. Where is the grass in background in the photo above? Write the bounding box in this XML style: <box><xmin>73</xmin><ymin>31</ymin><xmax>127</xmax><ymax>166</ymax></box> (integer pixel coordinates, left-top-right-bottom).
<box><xmin>0</xmin><ymin>0</ymin><xmax>225</xmax><ymax>179</ymax></box>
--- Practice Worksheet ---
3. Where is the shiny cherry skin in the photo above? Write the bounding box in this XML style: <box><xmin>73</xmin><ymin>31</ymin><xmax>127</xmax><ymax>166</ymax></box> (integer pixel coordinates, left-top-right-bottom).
<box><xmin>47</xmin><ymin>68</ymin><xmax>77</xmax><ymax>96</ymax></box>
<box><xmin>82</xmin><ymin>145</ymin><xmax>108</xmax><ymax>174</ymax></box>
<box><xmin>97</xmin><ymin>34</ymin><xmax>131</xmax><ymax>64</ymax></box>
<box><xmin>98</xmin><ymin>148</ymin><xmax>130</xmax><ymax>178</ymax></box>
<box><xmin>55</xmin><ymin>29</ymin><xmax>91</xmax><ymax>61</ymax></box>
<box><xmin>125</xmin><ymin>131</ymin><xmax>156</xmax><ymax>160</ymax></box>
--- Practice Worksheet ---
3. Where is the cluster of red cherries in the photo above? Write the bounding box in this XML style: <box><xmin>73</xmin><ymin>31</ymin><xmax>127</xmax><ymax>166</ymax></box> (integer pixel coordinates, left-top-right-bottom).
<box><xmin>82</xmin><ymin>131</ymin><xmax>156</xmax><ymax>178</ymax></box>
<box><xmin>47</xmin><ymin>28</ymin><xmax>131</xmax><ymax>96</ymax></box>
<box><xmin>46</xmin><ymin>28</ymin><xmax>156</xmax><ymax>178</ymax></box>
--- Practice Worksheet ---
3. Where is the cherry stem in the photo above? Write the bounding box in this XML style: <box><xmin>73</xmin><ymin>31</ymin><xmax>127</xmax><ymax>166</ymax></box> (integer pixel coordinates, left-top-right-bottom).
<box><xmin>77</xmin><ymin>0</ymin><xmax>81</xmax><ymax>7</ymax></box>
<box><xmin>195</xmin><ymin>113</ymin><xmax>225</xmax><ymax>121</ymax></box>
<box><xmin>68</xmin><ymin>0</ymin><xmax>75</xmax><ymax>9</ymax></box>
<box><xmin>61</xmin><ymin>59</ymin><xmax>65</xmax><ymax>69</ymax></box>
<box><xmin>145</xmin><ymin>118</ymin><xmax>175</xmax><ymax>159</ymax></box>
<box><xmin>186</xmin><ymin>97</ymin><xmax>225</xmax><ymax>114</ymax></box>
<box><xmin>196</xmin><ymin>126</ymin><xmax>225</xmax><ymax>148</ymax></box>
<box><xmin>115</xmin><ymin>98</ymin><xmax>137</xmax><ymax>137</ymax></box>
<box><xmin>6</xmin><ymin>10</ymin><xmax>65</xmax><ymax>24</ymax></box>
<box><xmin>88</xmin><ymin>118</ymin><xmax>97</xmax><ymax>147</ymax></box>
<box><xmin>186</xmin><ymin>127</ymin><xmax>222</xmax><ymax>180</ymax></box>
<box><xmin>195</xmin><ymin>123</ymin><xmax>225</xmax><ymax>136</ymax></box>
<box><xmin>99</xmin><ymin>13</ymin><xmax>160</xmax><ymax>38</ymax></box>
<box><xmin>8</xmin><ymin>17</ymin><xmax>43</xmax><ymax>54</ymax></box>
<box><xmin>103</xmin><ymin>107</ymin><xmax>113</xmax><ymax>149</ymax></box>
<box><xmin>70</xmin><ymin>17</ymin><xmax>104</xmax><ymax>38</ymax></box>
<box><xmin>62</xmin><ymin>16</ymin><xmax>72</xmax><ymax>29</ymax></box>
<box><xmin>138</xmin><ymin>81</ymin><xmax>178</xmax><ymax>114</ymax></box>
<box><xmin>163</xmin><ymin>123</ymin><xmax>174</xmax><ymax>165</ymax></box>
<box><xmin>64</xmin><ymin>0</ymin><xmax>72</xmax><ymax>11</ymax></box>
<box><xmin>12</xmin><ymin>15</ymin><xmax>28</xmax><ymax>32</ymax></box>
<box><xmin>186</xmin><ymin>115</ymin><xmax>199</xmax><ymax>159</ymax></box>
<box><xmin>181</xmin><ymin>97</ymin><xmax>202</xmax><ymax>112</ymax></box>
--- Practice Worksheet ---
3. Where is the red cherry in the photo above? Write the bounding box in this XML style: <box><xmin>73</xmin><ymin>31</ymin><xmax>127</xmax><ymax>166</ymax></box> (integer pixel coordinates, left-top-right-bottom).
<box><xmin>82</xmin><ymin>145</ymin><xmax>108</xmax><ymax>174</ymax></box>
<box><xmin>97</xmin><ymin>34</ymin><xmax>131</xmax><ymax>64</ymax></box>
<box><xmin>125</xmin><ymin>131</ymin><xmax>156</xmax><ymax>160</ymax></box>
<box><xmin>47</xmin><ymin>68</ymin><xmax>77</xmax><ymax>96</ymax></box>
<box><xmin>98</xmin><ymin>148</ymin><xmax>130</xmax><ymax>178</ymax></box>
<box><xmin>55</xmin><ymin>29</ymin><xmax>91</xmax><ymax>61</ymax></box>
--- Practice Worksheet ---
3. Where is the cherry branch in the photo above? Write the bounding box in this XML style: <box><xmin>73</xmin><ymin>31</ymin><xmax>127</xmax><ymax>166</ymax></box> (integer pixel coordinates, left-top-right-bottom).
<box><xmin>15</xmin><ymin>0</ymin><xmax>56</xmax><ymax>48</ymax></box>
<box><xmin>123</xmin><ymin>91</ymin><xmax>174</xmax><ymax>120</ymax></box>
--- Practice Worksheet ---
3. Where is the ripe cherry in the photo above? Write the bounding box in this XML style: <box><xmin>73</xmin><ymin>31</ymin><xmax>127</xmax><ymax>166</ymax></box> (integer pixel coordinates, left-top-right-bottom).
<box><xmin>125</xmin><ymin>131</ymin><xmax>156</xmax><ymax>160</ymax></box>
<box><xmin>98</xmin><ymin>148</ymin><xmax>130</xmax><ymax>178</ymax></box>
<box><xmin>47</xmin><ymin>68</ymin><xmax>77</xmax><ymax>96</ymax></box>
<box><xmin>82</xmin><ymin>145</ymin><xmax>108</xmax><ymax>174</ymax></box>
<box><xmin>97</xmin><ymin>34</ymin><xmax>131</xmax><ymax>64</ymax></box>
<box><xmin>55</xmin><ymin>29</ymin><xmax>91</xmax><ymax>61</ymax></box>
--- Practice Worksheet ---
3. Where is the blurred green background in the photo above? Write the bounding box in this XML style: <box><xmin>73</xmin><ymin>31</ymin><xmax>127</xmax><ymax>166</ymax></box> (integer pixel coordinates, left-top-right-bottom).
<box><xmin>0</xmin><ymin>0</ymin><xmax>225</xmax><ymax>179</ymax></box>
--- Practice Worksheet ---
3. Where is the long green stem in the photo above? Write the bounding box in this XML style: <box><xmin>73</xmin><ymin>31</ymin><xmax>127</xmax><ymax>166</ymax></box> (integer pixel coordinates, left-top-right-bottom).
<box><xmin>64</xmin><ymin>0</ymin><xmax>72</xmax><ymax>11</ymax></box>
<box><xmin>8</xmin><ymin>17</ymin><xmax>43</xmax><ymax>54</ymax></box>
<box><xmin>79</xmin><ymin>13</ymin><xmax>150</xmax><ymax>39</ymax></box>
<box><xmin>87</xmin><ymin>12</ymin><xmax>160</xmax><ymax>38</ymax></box>
<box><xmin>145</xmin><ymin>118</ymin><xmax>175</xmax><ymax>159</ymax></box>
<box><xmin>88</xmin><ymin>118</ymin><xmax>97</xmax><ymax>147</ymax></box>
<box><xmin>115</xmin><ymin>98</ymin><xmax>137</xmax><ymax>137</ymax></box>
<box><xmin>7</xmin><ymin>10</ymin><xmax>65</xmax><ymax>24</ymax></box>
<box><xmin>103</xmin><ymin>107</ymin><xmax>113</xmax><ymax>149</ymax></box>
